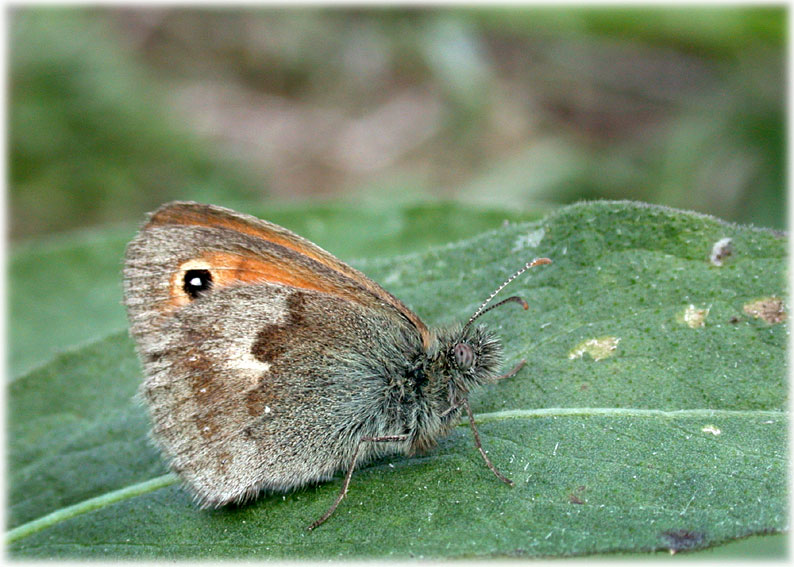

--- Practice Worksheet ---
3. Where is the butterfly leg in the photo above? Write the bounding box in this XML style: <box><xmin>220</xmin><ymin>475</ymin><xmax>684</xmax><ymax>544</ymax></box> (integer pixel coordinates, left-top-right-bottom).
<box><xmin>439</xmin><ymin>398</ymin><xmax>463</xmax><ymax>418</ymax></box>
<box><xmin>438</xmin><ymin>380</ymin><xmax>466</xmax><ymax>419</ymax></box>
<box><xmin>307</xmin><ymin>434</ymin><xmax>410</xmax><ymax>530</ymax></box>
<box><xmin>437</xmin><ymin>359</ymin><xmax>527</xmax><ymax>420</ymax></box>
<box><xmin>462</xmin><ymin>398</ymin><xmax>514</xmax><ymax>486</ymax></box>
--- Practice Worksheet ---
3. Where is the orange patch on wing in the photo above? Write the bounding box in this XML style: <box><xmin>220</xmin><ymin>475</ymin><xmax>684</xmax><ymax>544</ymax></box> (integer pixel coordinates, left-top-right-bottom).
<box><xmin>169</xmin><ymin>252</ymin><xmax>363</xmax><ymax>308</ymax></box>
<box><xmin>151</xmin><ymin>202</ymin><xmax>431</xmax><ymax>346</ymax></box>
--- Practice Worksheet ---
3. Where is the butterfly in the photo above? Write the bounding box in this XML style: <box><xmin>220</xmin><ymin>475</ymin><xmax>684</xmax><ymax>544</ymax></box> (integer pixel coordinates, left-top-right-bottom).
<box><xmin>123</xmin><ymin>201</ymin><xmax>550</xmax><ymax>529</ymax></box>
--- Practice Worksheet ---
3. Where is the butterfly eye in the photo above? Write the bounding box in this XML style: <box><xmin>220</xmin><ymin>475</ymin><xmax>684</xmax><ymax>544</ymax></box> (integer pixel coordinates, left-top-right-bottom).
<box><xmin>183</xmin><ymin>269</ymin><xmax>213</xmax><ymax>299</ymax></box>
<box><xmin>453</xmin><ymin>343</ymin><xmax>475</xmax><ymax>370</ymax></box>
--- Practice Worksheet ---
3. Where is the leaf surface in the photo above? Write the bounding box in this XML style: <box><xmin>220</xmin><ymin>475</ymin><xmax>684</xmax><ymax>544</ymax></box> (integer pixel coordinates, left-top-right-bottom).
<box><xmin>7</xmin><ymin>201</ymin><xmax>787</xmax><ymax>558</ymax></box>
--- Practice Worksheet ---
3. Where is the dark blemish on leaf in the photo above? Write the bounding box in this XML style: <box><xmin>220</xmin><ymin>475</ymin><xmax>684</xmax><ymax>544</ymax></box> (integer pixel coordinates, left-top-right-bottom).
<box><xmin>569</xmin><ymin>485</ymin><xmax>587</xmax><ymax>504</ymax></box>
<box><xmin>743</xmin><ymin>297</ymin><xmax>787</xmax><ymax>324</ymax></box>
<box><xmin>661</xmin><ymin>529</ymin><xmax>706</xmax><ymax>553</ymax></box>
<box><xmin>580</xmin><ymin>382</ymin><xmax>589</xmax><ymax>391</ymax></box>
<box><xmin>729</xmin><ymin>315</ymin><xmax>742</xmax><ymax>324</ymax></box>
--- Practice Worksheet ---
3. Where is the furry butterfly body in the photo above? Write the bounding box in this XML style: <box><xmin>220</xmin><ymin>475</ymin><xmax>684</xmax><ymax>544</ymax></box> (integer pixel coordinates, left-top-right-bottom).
<box><xmin>123</xmin><ymin>202</ymin><xmax>549</xmax><ymax>528</ymax></box>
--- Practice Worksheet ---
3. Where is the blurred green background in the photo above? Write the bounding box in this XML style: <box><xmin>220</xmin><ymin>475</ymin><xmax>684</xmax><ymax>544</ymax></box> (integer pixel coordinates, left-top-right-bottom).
<box><xmin>9</xmin><ymin>6</ymin><xmax>786</xmax><ymax>241</ymax></box>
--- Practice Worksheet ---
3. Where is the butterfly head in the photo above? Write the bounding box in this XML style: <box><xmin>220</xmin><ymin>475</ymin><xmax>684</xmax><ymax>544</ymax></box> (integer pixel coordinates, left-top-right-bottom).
<box><xmin>422</xmin><ymin>257</ymin><xmax>552</xmax><ymax>414</ymax></box>
<box><xmin>433</xmin><ymin>323</ymin><xmax>504</xmax><ymax>397</ymax></box>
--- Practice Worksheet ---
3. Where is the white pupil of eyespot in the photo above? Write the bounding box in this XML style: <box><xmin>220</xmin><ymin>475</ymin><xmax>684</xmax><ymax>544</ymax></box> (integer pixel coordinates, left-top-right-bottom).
<box><xmin>190</xmin><ymin>277</ymin><xmax>202</xmax><ymax>286</ymax></box>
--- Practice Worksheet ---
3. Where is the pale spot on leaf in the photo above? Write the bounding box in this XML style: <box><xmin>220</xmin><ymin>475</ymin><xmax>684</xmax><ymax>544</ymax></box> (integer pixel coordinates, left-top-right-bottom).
<box><xmin>568</xmin><ymin>336</ymin><xmax>620</xmax><ymax>361</ymax></box>
<box><xmin>701</xmin><ymin>425</ymin><xmax>721</xmax><ymax>435</ymax></box>
<box><xmin>512</xmin><ymin>228</ymin><xmax>545</xmax><ymax>252</ymax></box>
<box><xmin>678</xmin><ymin>304</ymin><xmax>709</xmax><ymax>328</ymax></box>
<box><xmin>710</xmin><ymin>237</ymin><xmax>733</xmax><ymax>266</ymax></box>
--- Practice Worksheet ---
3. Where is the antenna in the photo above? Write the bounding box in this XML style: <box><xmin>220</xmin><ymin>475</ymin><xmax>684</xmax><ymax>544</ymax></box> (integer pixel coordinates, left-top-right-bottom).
<box><xmin>463</xmin><ymin>257</ymin><xmax>551</xmax><ymax>331</ymax></box>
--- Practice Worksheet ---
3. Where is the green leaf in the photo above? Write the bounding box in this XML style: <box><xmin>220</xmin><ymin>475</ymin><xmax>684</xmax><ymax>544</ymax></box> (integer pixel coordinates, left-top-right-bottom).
<box><xmin>7</xmin><ymin>201</ymin><xmax>786</xmax><ymax>558</ymax></box>
<box><xmin>9</xmin><ymin>228</ymin><xmax>133</xmax><ymax>379</ymax></box>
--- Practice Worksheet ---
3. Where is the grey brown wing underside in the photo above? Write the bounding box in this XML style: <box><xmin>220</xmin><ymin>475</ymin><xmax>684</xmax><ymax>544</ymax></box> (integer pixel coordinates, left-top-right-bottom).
<box><xmin>136</xmin><ymin>283</ymin><xmax>419</xmax><ymax>506</ymax></box>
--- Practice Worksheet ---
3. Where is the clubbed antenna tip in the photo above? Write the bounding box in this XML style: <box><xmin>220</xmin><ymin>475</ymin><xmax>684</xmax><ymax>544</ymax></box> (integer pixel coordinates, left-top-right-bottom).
<box><xmin>464</xmin><ymin>257</ymin><xmax>551</xmax><ymax>330</ymax></box>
